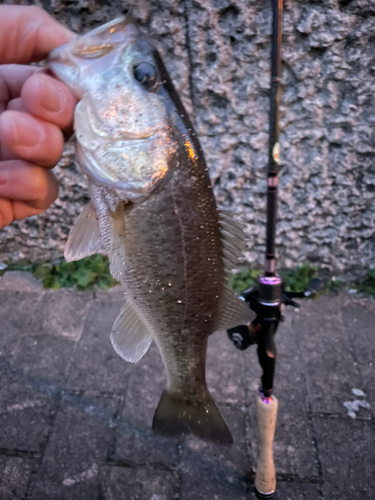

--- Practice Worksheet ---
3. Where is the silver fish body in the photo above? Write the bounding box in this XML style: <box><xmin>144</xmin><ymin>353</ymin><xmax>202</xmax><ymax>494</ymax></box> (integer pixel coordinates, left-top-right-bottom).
<box><xmin>49</xmin><ymin>18</ymin><xmax>254</xmax><ymax>444</ymax></box>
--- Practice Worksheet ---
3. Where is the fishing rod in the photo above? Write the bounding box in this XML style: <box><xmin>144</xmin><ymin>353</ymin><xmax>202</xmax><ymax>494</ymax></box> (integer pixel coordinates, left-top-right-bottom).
<box><xmin>250</xmin><ymin>1</ymin><xmax>283</xmax><ymax>496</ymax></box>
<box><xmin>227</xmin><ymin>0</ymin><xmax>322</xmax><ymax>497</ymax></box>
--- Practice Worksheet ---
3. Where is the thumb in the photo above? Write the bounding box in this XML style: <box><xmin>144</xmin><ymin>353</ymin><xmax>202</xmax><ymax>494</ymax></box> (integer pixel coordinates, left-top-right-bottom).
<box><xmin>0</xmin><ymin>5</ymin><xmax>75</xmax><ymax>65</ymax></box>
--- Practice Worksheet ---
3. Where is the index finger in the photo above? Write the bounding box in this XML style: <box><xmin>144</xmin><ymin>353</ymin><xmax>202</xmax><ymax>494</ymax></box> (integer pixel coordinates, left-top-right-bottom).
<box><xmin>0</xmin><ymin>5</ymin><xmax>75</xmax><ymax>65</ymax></box>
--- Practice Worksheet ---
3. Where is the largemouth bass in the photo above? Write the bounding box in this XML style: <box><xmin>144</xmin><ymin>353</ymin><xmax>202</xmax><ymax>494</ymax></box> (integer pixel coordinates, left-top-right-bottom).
<box><xmin>49</xmin><ymin>17</ymin><xmax>254</xmax><ymax>444</ymax></box>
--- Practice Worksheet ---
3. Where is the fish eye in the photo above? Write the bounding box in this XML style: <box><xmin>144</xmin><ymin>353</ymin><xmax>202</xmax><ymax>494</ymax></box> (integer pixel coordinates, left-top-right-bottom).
<box><xmin>133</xmin><ymin>62</ymin><xmax>159</xmax><ymax>92</ymax></box>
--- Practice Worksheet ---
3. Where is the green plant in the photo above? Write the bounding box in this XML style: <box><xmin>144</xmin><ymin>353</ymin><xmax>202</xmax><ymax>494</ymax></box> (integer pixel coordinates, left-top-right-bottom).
<box><xmin>356</xmin><ymin>269</ymin><xmax>375</xmax><ymax>297</ymax></box>
<box><xmin>279</xmin><ymin>263</ymin><xmax>319</xmax><ymax>294</ymax></box>
<box><xmin>1</xmin><ymin>255</ymin><xmax>118</xmax><ymax>291</ymax></box>
<box><xmin>326</xmin><ymin>278</ymin><xmax>344</xmax><ymax>292</ymax></box>
<box><xmin>228</xmin><ymin>269</ymin><xmax>261</xmax><ymax>294</ymax></box>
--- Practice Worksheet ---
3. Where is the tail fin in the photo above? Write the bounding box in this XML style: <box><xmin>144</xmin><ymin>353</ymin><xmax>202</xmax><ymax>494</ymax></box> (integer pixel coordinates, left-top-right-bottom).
<box><xmin>152</xmin><ymin>390</ymin><xmax>233</xmax><ymax>445</ymax></box>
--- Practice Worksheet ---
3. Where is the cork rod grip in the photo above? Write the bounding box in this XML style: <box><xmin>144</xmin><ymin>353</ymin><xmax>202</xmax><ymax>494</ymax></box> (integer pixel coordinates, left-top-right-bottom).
<box><xmin>254</xmin><ymin>395</ymin><xmax>279</xmax><ymax>498</ymax></box>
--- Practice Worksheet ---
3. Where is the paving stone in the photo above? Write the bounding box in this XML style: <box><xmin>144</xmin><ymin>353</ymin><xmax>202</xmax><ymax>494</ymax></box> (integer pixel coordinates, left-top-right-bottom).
<box><xmin>313</xmin><ymin>416</ymin><xmax>375</xmax><ymax>500</ymax></box>
<box><xmin>0</xmin><ymin>339</ymin><xmax>66</xmax><ymax>451</ymax></box>
<box><xmin>13</xmin><ymin>335</ymin><xmax>75</xmax><ymax>386</ymax></box>
<box><xmin>340</xmin><ymin>299</ymin><xmax>375</xmax><ymax>413</ymax></box>
<box><xmin>114</xmin><ymin>342</ymin><xmax>180</xmax><ymax>467</ymax></box>
<box><xmin>276</xmin><ymin>308</ymin><xmax>302</xmax><ymax>361</ymax></box>
<box><xmin>67</xmin><ymin>299</ymin><xmax>130</xmax><ymax>392</ymax></box>
<box><xmin>292</xmin><ymin>296</ymin><xmax>362</xmax><ymax>416</ymax></box>
<box><xmin>206</xmin><ymin>330</ymin><xmax>246</xmax><ymax>405</ymax></box>
<box><xmin>180</xmin><ymin>468</ymin><xmax>248</xmax><ymax>500</ymax></box>
<box><xmin>30</xmin><ymin>288</ymin><xmax>93</xmax><ymax>340</ymax></box>
<box><xmin>274</xmin><ymin>377</ymin><xmax>318</xmax><ymax>479</ymax></box>
<box><xmin>270</xmin><ymin>481</ymin><xmax>322</xmax><ymax>500</ymax></box>
<box><xmin>30</xmin><ymin>466</ymin><xmax>106</xmax><ymax>500</ymax></box>
<box><xmin>0</xmin><ymin>290</ymin><xmax>43</xmax><ymax>358</ymax></box>
<box><xmin>180</xmin><ymin>406</ymin><xmax>249</xmax><ymax>498</ymax></box>
<box><xmin>0</xmin><ymin>455</ymin><xmax>34</xmax><ymax>500</ymax></box>
<box><xmin>0</xmin><ymin>271</ymin><xmax>43</xmax><ymax>292</ymax></box>
<box><xmin>29</xmin><ymin>392</ymin><xmax>119</xmax><ymax>500</ymax></box>
<box><xmin>274</xmin><ymin>318</ymin><xmax>318</xmax><ymax>479</ymax></box>
<box><xmin>0</xmin><ymin>367</ymin><xmax>55</xmax><ymax>452</ymax></box>
<box><xmin>1</xmin><ymin>283</ymin><xmax>375</xmax><ymax>499</ymax></box>
<box><xmin>340</xmin><ymin>299</ymin><xmax>375</xmax><ymax>367</ymax></box>
<box><xmin>104</xmin><ymin>465</ymin><xmax>178</xmax><ymax>500</ymax></box>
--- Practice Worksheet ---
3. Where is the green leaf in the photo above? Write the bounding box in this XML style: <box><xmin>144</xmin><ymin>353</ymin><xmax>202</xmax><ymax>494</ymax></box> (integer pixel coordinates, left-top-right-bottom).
<box><xmin>72</xmin><ymin>269</ymin><xmax>97</xmax><ymax>289</ymax></box>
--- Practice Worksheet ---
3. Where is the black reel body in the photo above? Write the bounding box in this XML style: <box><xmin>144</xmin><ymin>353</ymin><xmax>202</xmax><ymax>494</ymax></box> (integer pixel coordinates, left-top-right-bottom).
<box><xmin>227</xmin><ymin>278</ymin><xmax>324</xmax><ymax>353</ymax></box>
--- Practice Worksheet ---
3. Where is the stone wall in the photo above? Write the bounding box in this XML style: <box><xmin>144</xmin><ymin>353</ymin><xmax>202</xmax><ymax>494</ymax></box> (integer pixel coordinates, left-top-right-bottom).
<box><xmin>1</xmin><ymin>0</ymin><xmax>374</xmax><ymax>279</ymax></box>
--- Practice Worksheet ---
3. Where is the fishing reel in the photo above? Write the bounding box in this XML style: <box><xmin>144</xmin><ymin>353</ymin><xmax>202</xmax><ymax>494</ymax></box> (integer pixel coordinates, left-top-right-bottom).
<box><xmin>227</xmin><ymin>277</ymin><xmax>324</xmax><ymax>352</ymax></box>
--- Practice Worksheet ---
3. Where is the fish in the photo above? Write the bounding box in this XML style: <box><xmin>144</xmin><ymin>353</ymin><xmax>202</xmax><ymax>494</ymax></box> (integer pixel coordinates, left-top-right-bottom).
<box><xmin>48</xmin><ymin>17</ymin><xmax>254</xmax><ymax>445</ymax></box>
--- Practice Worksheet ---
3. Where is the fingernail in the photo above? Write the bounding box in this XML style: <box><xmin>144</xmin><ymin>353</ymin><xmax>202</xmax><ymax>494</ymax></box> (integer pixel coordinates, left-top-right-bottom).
<box><xmin>39</xmin><ymin>78</ymin><xmax>64</xmax><ymax>113</ymax></box>
<box><xmin>3</xmin><ymin>113</ymin><xmax>44</xmax><ymax>148</ymax></box>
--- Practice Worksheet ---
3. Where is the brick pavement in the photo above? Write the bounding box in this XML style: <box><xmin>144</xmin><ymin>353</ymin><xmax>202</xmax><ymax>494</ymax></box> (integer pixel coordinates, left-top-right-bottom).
<box><xmin>0</xmin><ymin>271</ymin><xmax>374</xmax><ymax>500</ymax></box>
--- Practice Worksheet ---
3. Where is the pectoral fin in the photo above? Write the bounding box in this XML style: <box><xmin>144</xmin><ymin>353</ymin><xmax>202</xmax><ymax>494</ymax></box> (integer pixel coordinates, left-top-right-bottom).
<box><xmin>110</xmin><ymin>300</ymin><xmax>152</xmax><ymax>363</ymax></box>
<box><xmin>64</xmin><ymin>202</ymin><xmax>106</xmax><ymax>262</ymax></box>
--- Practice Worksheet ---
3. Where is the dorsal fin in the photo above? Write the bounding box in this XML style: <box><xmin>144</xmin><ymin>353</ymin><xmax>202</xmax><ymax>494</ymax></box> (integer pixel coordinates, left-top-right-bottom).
<box><xmin>215</xmin><ymin>287</ymin><xmax>255</xmax><ymax>331</ymax></box>
<box><xmin>218</xmin><ymin>209</ymin><xmax>247</xmax><ymax>231</ymax></box>
<box><xmin>111</xmin><ymin>300</ymin><xmax>152</xmax><ymax>363</ymax></box>
<box><xmin>215</xmin><ymin>209</ymin><xmax>255</xmax><ymax>329</ymax></box>
<box><xmin>218</xmin><ymin>209</ymin><xmax>247</xmax><ymax>278</ymax></box>
<box><xmin>64</xmin><ymin>202</ymin><xmax>106</xmax><ymax>262</ymax></box>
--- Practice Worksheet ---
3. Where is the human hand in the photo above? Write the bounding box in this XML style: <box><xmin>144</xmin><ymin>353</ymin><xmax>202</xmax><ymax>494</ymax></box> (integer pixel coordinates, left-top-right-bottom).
<box><xmin>0</xmin><ymin>5</ymin><xmax>77</xmax><ymax>228</ymax></box>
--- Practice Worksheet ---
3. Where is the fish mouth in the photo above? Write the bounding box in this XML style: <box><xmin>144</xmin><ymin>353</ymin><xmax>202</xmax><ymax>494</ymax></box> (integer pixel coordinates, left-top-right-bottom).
<box><xmin>48</xmin><ymin>17</ymin><xmax>140</xmax><ymax>99</ymax></box>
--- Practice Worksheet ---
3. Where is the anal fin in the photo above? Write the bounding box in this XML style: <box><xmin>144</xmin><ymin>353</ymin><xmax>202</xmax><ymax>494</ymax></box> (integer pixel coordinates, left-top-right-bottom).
<box><xmin>111</xmin><ymin>300</ymin><xmax>152</xmax><ymax>363</ymax></box>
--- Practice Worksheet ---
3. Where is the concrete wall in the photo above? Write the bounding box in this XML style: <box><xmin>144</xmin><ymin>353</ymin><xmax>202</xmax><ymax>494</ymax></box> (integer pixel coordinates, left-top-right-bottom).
<box><xmin>1</xmin><ymin>0</ymin><xmax>374</xmax><ymax>279</ymax></box>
